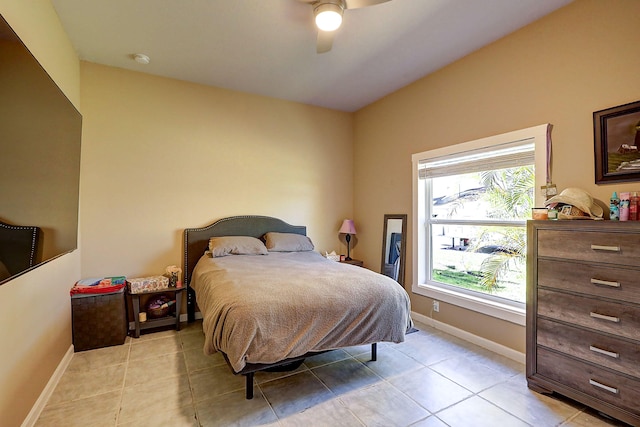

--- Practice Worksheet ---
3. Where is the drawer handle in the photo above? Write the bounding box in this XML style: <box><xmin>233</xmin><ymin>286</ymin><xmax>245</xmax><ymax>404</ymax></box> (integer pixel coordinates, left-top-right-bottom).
<box><xmin>589</xmin><ymin>379</ymin><xmax>619</xmax><ymax>394</ymax></box>
<box><xmin>590</xmin><ymin>278</ymin><xmax>621</xmax><ymax>288</ymax></box>
<box><xmin>590</xmin><ymin>312</ymin><xmax>620</xmax><ymax>323</ymax></box>
<box><xmin>589</xmin><ymin>345</ymin><xmax>620</xmax><ymax>359</ymax></box>
<box><xmin>590</xmin><ymin>244</ymin><xmax>621</xmax><ymax>252</ymax></box>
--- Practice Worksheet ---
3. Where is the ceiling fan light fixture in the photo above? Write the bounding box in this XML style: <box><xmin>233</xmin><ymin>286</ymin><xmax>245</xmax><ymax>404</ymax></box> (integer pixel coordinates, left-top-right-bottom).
<box><xmin>314</xmin><ymin>3</ymin><xmax>343</xmax><ymax>32</ymax></box>
<box><xmin>133</xmin><ymin>53</ymin><xmax>150</xmax><ymax>64</ymax></box>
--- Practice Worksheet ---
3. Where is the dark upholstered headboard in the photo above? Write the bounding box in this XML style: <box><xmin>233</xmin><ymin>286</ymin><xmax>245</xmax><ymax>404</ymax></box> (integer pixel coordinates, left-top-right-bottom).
<box><xmin>0</xmin><ymin>220</ymin><xmax>40</xmax><ymax>283</ymax></box>
<box><xmin>183</xmin><ymin>215</ymin><xmax>306</xmax><ymax>321</ymax></box>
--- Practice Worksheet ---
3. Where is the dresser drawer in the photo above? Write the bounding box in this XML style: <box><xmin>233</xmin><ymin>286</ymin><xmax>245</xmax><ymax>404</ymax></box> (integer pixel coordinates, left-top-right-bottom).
<box><xmin>537</xmin><ymin>318</ymin><xmax>640</xmax><ymax>379</ymax></box>
<box><xmin>537</xmin><ymin>347</ymin><xmax>640</xmax><ymax>417</ymax></box>
<box><xmin>537</xmin><ymin>288</ymin><xmax>640</xmax><ymax>341</ymax></box>
<box><xmin>537</xmin><ymin>258</ymin><xmax>640</xmax><ymax>305</ymax></box>
<box><xmin>537</xmin><ymin>230</ymin><xmax>640</xmax><ymax>265</ymax></box>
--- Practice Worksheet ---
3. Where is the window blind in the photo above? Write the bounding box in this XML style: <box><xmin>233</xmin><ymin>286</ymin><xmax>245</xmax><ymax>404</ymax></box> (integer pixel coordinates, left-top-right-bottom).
<box><xmin>418</xmin><ymin>138</ymin><xmax>534</xmax><ymax>179</ymax></box>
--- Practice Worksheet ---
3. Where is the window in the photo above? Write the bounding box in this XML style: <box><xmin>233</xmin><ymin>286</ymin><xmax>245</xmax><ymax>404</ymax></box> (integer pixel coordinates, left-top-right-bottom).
<box><xmin>412</xmin><ymin>125</ymin><xmax>549</xmax><ymax>325</ymax></box>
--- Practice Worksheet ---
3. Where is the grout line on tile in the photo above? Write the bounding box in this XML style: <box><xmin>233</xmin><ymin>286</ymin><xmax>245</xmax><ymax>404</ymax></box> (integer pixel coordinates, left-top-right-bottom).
<box><xmin>114</xmin><ymin>341</ymin><xmax>133</xmax><ymax>426</ymax></box>
<box><xmin>476</xmin><ymin>393</ymin><xmax>534</xmax><ymax>426</ymax></box>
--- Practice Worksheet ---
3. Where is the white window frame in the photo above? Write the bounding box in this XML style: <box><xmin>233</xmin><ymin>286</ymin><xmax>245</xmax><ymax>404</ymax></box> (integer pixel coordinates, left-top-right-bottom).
<box><xmin>411</xmin><ymin>124</ymin><xmax>549</xmax><ymax>326</ymax></box>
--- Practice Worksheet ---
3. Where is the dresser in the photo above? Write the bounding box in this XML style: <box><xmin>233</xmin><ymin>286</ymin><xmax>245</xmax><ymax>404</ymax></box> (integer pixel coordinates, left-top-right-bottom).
<box><xmin>527</xmin><ymin>221</ymin><xmax>640</xmax><ymax>426</ymax></box>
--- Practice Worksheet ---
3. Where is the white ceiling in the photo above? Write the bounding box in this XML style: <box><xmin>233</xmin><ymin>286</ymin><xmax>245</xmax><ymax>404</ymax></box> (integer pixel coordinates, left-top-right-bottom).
<box><xmin>51</xmin><ymin>0</ymin><xmax>572</xmax><ymax>112</ymax></box>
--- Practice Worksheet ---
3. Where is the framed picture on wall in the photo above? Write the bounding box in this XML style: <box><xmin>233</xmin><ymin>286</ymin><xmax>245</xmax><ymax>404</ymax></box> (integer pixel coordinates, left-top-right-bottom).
<box><xmin>594</xmin><ymin>100</ymin><xmax>640</xmax><ymax>184</ymax></box>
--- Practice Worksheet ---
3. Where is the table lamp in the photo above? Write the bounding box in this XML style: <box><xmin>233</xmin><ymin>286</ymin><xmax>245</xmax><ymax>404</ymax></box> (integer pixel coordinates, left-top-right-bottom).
<box><xmin>339</xmin><ymin>219</ymin><xmax>357</xmax><ymax>261</ymax></box>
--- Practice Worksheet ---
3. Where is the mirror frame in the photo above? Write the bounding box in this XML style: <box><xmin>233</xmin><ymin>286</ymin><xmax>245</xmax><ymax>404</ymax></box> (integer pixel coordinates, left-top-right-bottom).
<box><xmin>380</xmin><ymin>214</ymin><xmax>407</xmax><ymax>287</ymax></box>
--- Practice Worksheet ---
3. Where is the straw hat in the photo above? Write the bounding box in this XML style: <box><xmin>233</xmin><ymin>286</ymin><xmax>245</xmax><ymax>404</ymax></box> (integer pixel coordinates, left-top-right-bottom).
<box><xmin>544</xmin><ymin>187</ymin><xmax>603</xmax><ymax>219</ymax></box>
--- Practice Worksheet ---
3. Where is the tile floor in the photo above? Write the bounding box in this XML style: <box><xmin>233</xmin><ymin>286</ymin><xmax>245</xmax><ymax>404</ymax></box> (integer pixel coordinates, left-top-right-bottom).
<box><xmin>35</xmin><ymin>320</ymin><xmax>631</xmax><ymax>427</ymax></box>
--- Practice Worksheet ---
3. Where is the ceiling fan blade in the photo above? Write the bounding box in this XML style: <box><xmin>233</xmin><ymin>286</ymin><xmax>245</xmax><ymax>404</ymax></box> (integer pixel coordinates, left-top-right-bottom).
<box><xmin>344</xmin><ymin>0</ymin><xmax>391</xmax><ymax>9</ymax></box>
<box><xmin>316</xmin><ymin>30</ymin><xmax>335</xmax><ymax>53</ymax></box>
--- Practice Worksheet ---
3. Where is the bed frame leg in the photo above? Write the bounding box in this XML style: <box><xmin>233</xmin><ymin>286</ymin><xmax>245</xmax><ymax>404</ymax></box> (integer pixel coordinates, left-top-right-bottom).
<box><xmin>371</xmin><ymin>343</ymin><xmax>377</xmax><ymax>361</ymax></box>
<box><xmin>245</xmin><ymin>373</ymin><xmax>254</xmax><ymax>399</ymax></box>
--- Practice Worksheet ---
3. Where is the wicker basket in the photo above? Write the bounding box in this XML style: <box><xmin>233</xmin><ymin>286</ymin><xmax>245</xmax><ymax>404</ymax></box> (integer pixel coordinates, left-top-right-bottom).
<box><xmin>72</xmin><ymin>288</ymin><xmax>127</xmax><ymax>351</ymax></box>
<box><xmin>146</xmin><ymin>295</ymin><xmax>172</xmax><ymax>319</ymax></box>
<box><xmin>147</xmin><ymin>305</ymin><xmax>169</xmax><ymax>319</ymax></box>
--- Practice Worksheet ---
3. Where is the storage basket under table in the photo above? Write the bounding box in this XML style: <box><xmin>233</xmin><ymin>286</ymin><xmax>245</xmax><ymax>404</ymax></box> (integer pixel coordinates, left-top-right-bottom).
<box><xmin>71</xmin><ymin>288</ymin><xmax>127</xmax><ymax>352</ymax></box>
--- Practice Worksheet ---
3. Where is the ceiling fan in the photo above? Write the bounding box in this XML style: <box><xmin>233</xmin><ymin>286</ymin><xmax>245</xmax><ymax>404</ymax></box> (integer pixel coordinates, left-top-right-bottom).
<box><xmin>297</xmin><ymin>0</ymin><xmax>392</xmax><ymax>53</ymax></box>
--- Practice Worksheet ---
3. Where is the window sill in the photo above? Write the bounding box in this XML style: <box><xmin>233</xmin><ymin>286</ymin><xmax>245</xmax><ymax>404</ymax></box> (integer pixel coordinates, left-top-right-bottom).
<box><xmin>413</xmin><ymin>282</ymin><xmax>526</xmax><ymax>326</ymax></box>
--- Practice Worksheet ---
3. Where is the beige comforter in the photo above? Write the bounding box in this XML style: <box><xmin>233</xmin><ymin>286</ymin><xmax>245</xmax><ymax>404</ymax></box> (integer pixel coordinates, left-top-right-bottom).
<box><xmin>191</xmin><ymin>251</ymin><xmax>412</xmax><ymax>372</ymax></box>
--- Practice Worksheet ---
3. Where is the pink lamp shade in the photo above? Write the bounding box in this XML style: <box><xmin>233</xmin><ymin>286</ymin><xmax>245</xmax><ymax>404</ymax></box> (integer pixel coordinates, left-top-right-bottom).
<box><xmin>339</xmin><ymin>219</ymin><xmax>357</xmax><ymax>235</ymax></box>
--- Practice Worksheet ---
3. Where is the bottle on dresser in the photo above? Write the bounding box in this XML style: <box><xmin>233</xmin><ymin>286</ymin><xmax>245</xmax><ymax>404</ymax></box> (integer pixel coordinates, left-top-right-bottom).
<box><xmin>610</xmin><ymin>192</ymin><xmax>620</xmax><ymax>220</ymax></box>
<box><xmin>619</xmin><ymin>192</ymin><xmax>630</xmax><ymax>221</ymax></box>
<box><xmin>630</xmin><ymin>192</ymin><xmax>639</xmax><ymax>221</ymax></box>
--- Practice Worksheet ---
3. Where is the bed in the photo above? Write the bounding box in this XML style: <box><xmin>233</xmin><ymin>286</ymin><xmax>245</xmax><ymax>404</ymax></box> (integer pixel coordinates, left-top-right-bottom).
<box><xmin>183</xmin><ymin>215</ymin><xmax>412</xmax><ymax>398</ymax></box>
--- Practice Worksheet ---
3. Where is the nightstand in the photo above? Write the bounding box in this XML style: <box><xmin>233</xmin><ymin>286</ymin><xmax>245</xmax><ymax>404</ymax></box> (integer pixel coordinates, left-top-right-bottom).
<box><xmin>130</xmin><ymin>287</ymin><xmax>185</xmax><ymax>338</ymax></box>
<box><xmin>340</xmin><ymin>259</ymin><xmax>364</xmax><ymax>267</ymax></box>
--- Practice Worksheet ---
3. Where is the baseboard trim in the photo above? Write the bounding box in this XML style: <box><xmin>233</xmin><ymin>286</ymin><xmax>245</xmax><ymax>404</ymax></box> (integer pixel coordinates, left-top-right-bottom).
<box><xmin>411</xmin><ymin>311</ymin><xmax>525</xmax><ymax>364</ymax></box>
<box><xmin>21</xmin><ymin>344</ymin><xmax>74</xmax><ymax>427</ymax></box>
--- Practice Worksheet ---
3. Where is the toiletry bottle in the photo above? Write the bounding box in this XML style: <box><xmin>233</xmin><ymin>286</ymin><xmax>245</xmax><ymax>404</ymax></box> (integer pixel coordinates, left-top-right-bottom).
<box><xmin>631</xmin><ymin>192</ymin><xmax>638</xmax><ymax>221</ymax></box>
<box><xmin>610</xmin><ymin>192</ymin><xmax>620</xmax><ymax>221</ymax></box>
<box><xmin>620</xmin><ymin>192</ymin><xmax>630</xmax><ymax>221</ymax></box>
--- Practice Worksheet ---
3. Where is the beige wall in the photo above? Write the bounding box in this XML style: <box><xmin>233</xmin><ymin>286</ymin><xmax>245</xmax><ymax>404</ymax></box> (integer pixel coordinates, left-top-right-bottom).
<box><xmin>353</xmin><ymin>0</ymin><xmax>640</xmax><ymax>353</ymax></box>
<box><xmin>79</xmin><ymin>62</ymin><xmax>354</xmax><ymax>280</ymax></box>
<box><xmin>0</xmin><ymin>1</ymin><xmax>80</xmax><ymax>426</ymax></box>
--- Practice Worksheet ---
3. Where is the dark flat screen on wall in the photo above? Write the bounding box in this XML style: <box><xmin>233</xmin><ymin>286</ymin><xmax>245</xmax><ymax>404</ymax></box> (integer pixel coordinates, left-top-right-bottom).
<box><xmin>0</xmin><ymin>14</ymin><xmax>82</xmax><ymax>284</ymax></box>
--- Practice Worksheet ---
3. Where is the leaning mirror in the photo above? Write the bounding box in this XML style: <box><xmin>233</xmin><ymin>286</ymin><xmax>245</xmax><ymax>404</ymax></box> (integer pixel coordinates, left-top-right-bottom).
<box><xmin>380</xmin><ymin>214</ymin><xmax>407</xmax><ymax>287</ymax></box>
